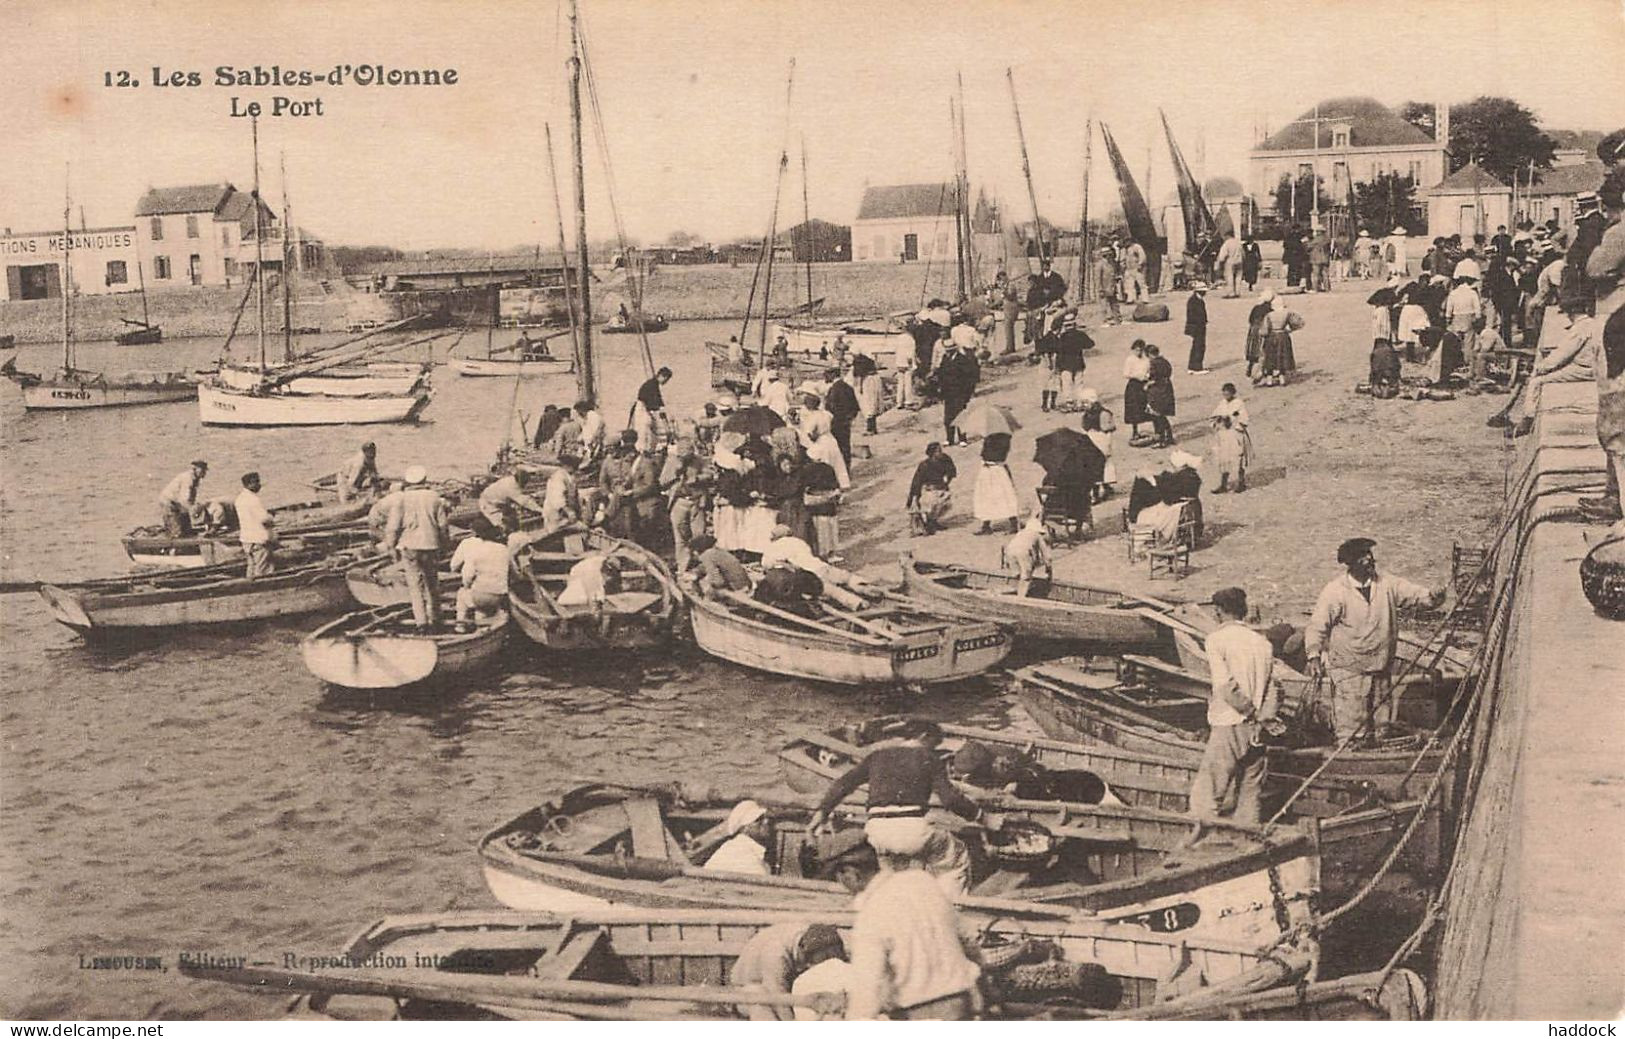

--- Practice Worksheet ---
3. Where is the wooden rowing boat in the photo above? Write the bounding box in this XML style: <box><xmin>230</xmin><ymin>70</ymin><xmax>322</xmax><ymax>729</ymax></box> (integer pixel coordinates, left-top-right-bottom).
<box><xmin>477</xmin><ymin>783</ymin><xmax>1319</xmax><ymax>947</ymax></box>
<box><xmin>1011</xmin><ymin>660</ymin><xmax>1450</xmax><ymax>876</ymax></box>
<box><xmin>301</xmin><ymin>603</ymin><xmax>509</xmax><ymax>690</ymax></box>
<box><xmin>178</xmin><ymin>907</ymin><xmax>1336</xmax><ymax>1020</ymax></box>
<box><xmin>687</xmin><ymin>587</ymin><xmax>1012</xmax><ymax>687</ymax></box>
<box><xmin>776</xmin><ymin>718</ymin><xmax>1431</xmax><ymax>897</ymax></box>
<box><xmin>39</xmin><ymin>548</ymin><xmax>384</xmax><ymax>637</ymax></box>
<box><xmin>602</xmin><ymin>313</ymin><xmax>669</xmax><ymax>334</ymax></box>
<box><xmin>900</xmin><ymin>553</ymin><xmax>1178</xmax><ymax>648</ymax></box>
<box><xmin>122</xmin><ymin>498</ymin><xmax>372</xmax><ymax>567</ymax></box>
<box><xmin>507</xmin><ymin>526</ymin><xmax>680</xmax><ymax>650</ymax></box>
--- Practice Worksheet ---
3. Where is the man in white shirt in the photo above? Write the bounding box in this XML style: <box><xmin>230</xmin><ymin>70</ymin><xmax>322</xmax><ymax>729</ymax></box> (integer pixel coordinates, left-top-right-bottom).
<box><xmin>759</xmin><ymin>368</ymin><xmax>792</xmax><ymax>417</ymax></box>
<box><xmin>234</xmin><ymin>472</ymin><xmax>276</xmax><ymax>578</ymax></box>
<box><xmin>1304</xmin><ymin>538</ymin><xmax>1444</xmax><ymax>740</ymax></box>
<box><xmin>539</xmin><ymin>455</ymin><xmax>582</xmax><ymax>533</ymax></box>
<box><xmin>449</xmin><ymin>519</ymin><xmax>510</xmax><ymax>628</ymax></box>
<box><xmin>1445</xmin><ymin>276</ymin><xmax>1486</xmax><ymax>390</ymax></box>
<box><xmin>576</xmin><ymin>400</ymin><xmax>605</xmax><ymax>465</ymax></box>
<box><xmin>556</xmin><ymin>553</ymin><xmax>614</xmax><ymax>607</ymax></box>
<box><xmin>1215</xmin><ymin>231</ymin><xmax>1243</xmax><ymax>297</ymax></box>
<box><xmin>731</xmin><ymin>921</ymin><xmax>846</xmax><ymax>1021</ymax></box>
<box><xmin>703</xmin><ymin>800</ymin><xmax>772</xmax><ymax>876</ymax></box>
<box><xmin>1189</xmin><ymin>587</ymin><xmax>1277</xmax><ymax>842</ymax></box>
<box><xmin>158</xmin><ymin>460</ymin><xmax>208</xmax><ymax>536</ymax></box>
<box><xmin>847</xmin><ymin>866</ymin><xmax>980</xmax><ymax>1020</ymax></box>
<box><xmin>760</xmin><ymin>525</ymin><xmax>866</xmax><ymax>609</ymax></box>
<box><xmin>478</xmin><ymin>470</ymin><xmax>545</xmax><ymax>533</ymax></box>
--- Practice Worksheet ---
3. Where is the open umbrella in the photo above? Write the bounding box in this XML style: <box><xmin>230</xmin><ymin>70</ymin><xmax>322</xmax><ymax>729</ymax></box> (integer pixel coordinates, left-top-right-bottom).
<box><xmin>721</xmin><ymin>405</ymin><xmax>786</xmax><ymax>437</ymax></box>
<box><xmin>959</xmin><ymin>404</ymin><xmax>1021</xmax><ymax>438</ymax></box>
<box><xmin>1034</xmin><ymin>428</ymin><xmax>1105</xmax><ymax>485</ymax></box>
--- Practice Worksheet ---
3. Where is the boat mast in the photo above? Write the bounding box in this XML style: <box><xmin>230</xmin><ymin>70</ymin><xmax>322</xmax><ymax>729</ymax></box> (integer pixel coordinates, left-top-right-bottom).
<box><xmin>1005</xmin><ymin>68</ymin><xmax>1046</xmax><ymax>267</ymax></box>
<box><xmin>956</xmin><ymin>70</ymin><xmax>976</xmax><ymax>295</ymax></box>
<box><xmin>800</xmin><ymin>135</ymin><xmax>813</xmax><ymax>312</ymax></box>
<box><xmin>61</xmin><ymin>166</ymin><xmax>73</xmax><ymax>372</ymax></box>
<box><xmin>137</xmin><ymin>242</ymin><xmax>151</xmax><ymax>326</ymax></box>
<box><xmin>758</xmin><ymin>58</ymin><xmax>795</xmax><ymax>362</ymax></box>
<box><xmin>545</xmin><ymin>123</ymin><xmax>582</xmax><ymax>375</ymax></box>
<box><xmin>251</xmin><ymin>116</ymin><xmax>268</xmax><ymax>374</ymax></box>
<box><xmin>1076</xmin><ymin>117</ymin><xmax>1093</xmax><ymax>304</ymax></box>
<box><xmin>951</xmin><ymin>97</ymin><xmax>966</xmax><ymax>303</ymax></box>
<box><xmin>280</xmin><ymin>151</ymin><xmax>294</xmax><ymax>361</ymax></box>
<box><xmin>568</xmin><ymin>0</ymin><xmax>594</xmax><ymax>404</ymax></box>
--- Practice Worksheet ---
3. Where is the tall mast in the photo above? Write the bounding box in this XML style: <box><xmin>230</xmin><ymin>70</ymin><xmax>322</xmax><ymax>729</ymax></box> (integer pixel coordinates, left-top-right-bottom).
<box><xmin>280</xmin><ymin>150</ymin><xmax>294</xmax><ymax>361</ymax></box>
<box><xmin>251</xmin><ymin>116</ymin><xmax>268</xmax><ymax>373</ymax></box>
<box><xmin>569</xmin><ymin>0</ymin><xmax>594</xmax><ymax>403</ymax></box>
<box><xmin>758</xmin><ymin>59</ymin><xmax>795</xmax><ymax>363</ymax></box>
<box><xmin>1077</xmin><ymin>118</ymin><xmax>1093</xmax><ymax>304</ymax></box>
<box><xmin>545</xmin><ymin>124</ymin><xmax>581</xmax><ymax>374</ymax></box>
<box><xmin>799</xmin><ymin>135</ymin><xmax>813</xmax><ymax>311</ymax></box>
<box><xmin>951</xmin><ymin>97</ymin><xmax>966</xmax><ymax>301</ymax></box>
<box><xmin>137</xmin><ymin>237</ymin><xmax>151</xmax><ymax>327</ymax></box>
<box><xmin>61</xmin><ymin>166</ymin><xmax>73</xmax><ymax>371</ymax></box>
<box><xmin>1005</xmin><ymin>68</ymin><xmax>1046</xmax><ymax>266</ymax></box>
<box><xmin>955</xmin><ymin>71</ymin><xmax>975</xmax><ymax>294</ymax></box>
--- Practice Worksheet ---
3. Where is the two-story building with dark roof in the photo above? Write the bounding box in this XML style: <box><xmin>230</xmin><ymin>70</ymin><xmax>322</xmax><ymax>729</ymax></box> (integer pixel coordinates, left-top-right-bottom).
<box><xmin>133</xmin><ymin>183</ymin><xmax>281</xmax><ymax>288</ymax></box>
<box><xmin>1250</xmin><ymin>97</ymin><xmax>1449</xmax><ymax>219</ymax></box>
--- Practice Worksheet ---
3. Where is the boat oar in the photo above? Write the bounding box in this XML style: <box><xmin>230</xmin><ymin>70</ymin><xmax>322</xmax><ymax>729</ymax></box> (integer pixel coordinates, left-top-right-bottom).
<box><xmin>179</xmin><ymin>961</ymin><xmax>841</xmax><ymax>1014</ymax></box>
<box><xmin>0</xmin><ymin>580</ymin><xmax>43</xmax><ymax>595</ymax></box>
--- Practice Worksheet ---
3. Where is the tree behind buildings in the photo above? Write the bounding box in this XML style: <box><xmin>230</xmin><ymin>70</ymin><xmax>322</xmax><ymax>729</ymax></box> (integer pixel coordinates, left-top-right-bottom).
<box><xmin>1399</xmin><ymin>97</ymin><xmax>1557</xmax><ymax>184</ymax></box>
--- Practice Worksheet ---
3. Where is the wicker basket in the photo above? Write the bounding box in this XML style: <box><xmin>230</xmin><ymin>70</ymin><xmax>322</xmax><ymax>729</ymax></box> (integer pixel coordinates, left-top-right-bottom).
<box><xmin>981</xmin><ymin>819</ymin><xmax>1057</xmax><ymax>867</ymax></box>
<box><xmin>1580</xmin><ymin>536</ymin><xmax>1625</xmax><ymax>619</ymax></box>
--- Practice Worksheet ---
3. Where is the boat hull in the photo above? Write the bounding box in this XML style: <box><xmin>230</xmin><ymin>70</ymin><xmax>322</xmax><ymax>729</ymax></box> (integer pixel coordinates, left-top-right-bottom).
<box><xmin>901</xmin><ymin>556</ymin><xmax>1175</xmax><ymax>648</ymax></box>
<box><xmin>686</xmin><ymin>595</ymin><xmax>1011</xmax><ymax>686</ymax></box>
<box><xmin>39</xmin><ymin>567</ymin><xmax>362</xmax><ymax>635</ymax></box>
<box><xmin>301</xmin><ymin>607</ymin><xmax>509</xmax><ymax>689</ymax></box>
<box><xmin>114</xmin><ymin>327</ymin><xmax>163</xmax><ymax>346</ymax></box>
<box><xmin>198</xmin><ymin>382</ymin><xmax>430</xmax><ymax>426</ymax></box>
<box><xmin>507</xmin><ymin>527</ymin><xmax>679</xmax><ymax>650</ymax></box>
<box><xmin>771</xmin><ymin>322</ymin><xmax>910</xmax><ymax>365</ymax></box>
<box><xmin>20</xmin><ymin>381</ymin><xmax>195</xmax><ymax>410</ymax></box>
<box><xmin>122</xmin><ymin>502</ymin><xmax>370</xmax><ymax>568</ymax></box>
<box><xmin>217</xmin><ymin>364</ymin><xmax>426</xmax><ymax>397</ymax></box>
<box><xmin>449</xmin><ymin>356</ymin><xmax>569</xmax><ymax>377</ymax></box>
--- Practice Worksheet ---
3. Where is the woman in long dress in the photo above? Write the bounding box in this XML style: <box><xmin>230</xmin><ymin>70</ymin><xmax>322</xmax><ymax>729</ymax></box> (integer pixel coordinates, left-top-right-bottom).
<box><xmin>1079</xmin><ymin>388</ymin><xmax>1117</xmax><ymax>502</ymax></box>
<box><xmin>973</xmin><ymin>431</ymin><xmax>1021</xmax><ymax>535</ymax></box>
<box><xmin>1209</xmin><ymin>383</ymin><xmax>1254</xmax><ymax>475</ymax></box>
<box><xmin>1259</xmin><ymin>298</ymin><xmax>1304</xmax><ymax>387</ymax></box>
<box><xmin>1144</xmin><ymin>345</ymin><xmax>1177</xmax><ymax>447</ymax></box>
<box><xmin>1122</xmin><ymin>340</ymin><xmax>1151</xmax><ymax>440</ymax></box>
<box><xmin>1245</xmin><ymin>289</ymin><xmax>1274</xmax><ymax>381</ymax></box>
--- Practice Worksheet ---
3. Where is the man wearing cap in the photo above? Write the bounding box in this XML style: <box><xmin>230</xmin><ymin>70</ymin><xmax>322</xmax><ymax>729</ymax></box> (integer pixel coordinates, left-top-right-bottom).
<box><xmin>1188</xmin><ymin>587</ymin><xmax>1279</xmax><ymax>844</ymax></box>
<box><xmin>1124</xmin><ymin>238</ymin><xmax>1149</xmax><ymax>304</ymax></box>
<box><xmin>703</xmin><ymin>799</ymin><xmax>773</xmax><ymax>877</ymax></box>
<box><xmin>1304</xmin><ymin>539</ymin><xmax>1445</xmax><ymax>741</ymax></box>
<box><xmin>731</xmin><ymin>920</ymin><xmax>849</xmax><ymax>1022</ymax></box>
<box><xmin>847</xmin><ymin>861</ymin><xmax>981</xmax><ymax>1020</ymax></box>
<box><xmin>158</xmin><ymin>460</ymin><xmax>208</xmax><ymax>536</ymax></box>
<box><xmin>759</xmin><ymin>368</ymin><xmax>793</xmax><ymax>418</ymax></box>
<box><xmin>824</xmin><ymin>367</ymin><xmax>861</xmax><ymax>466</ymax></box>
<box><xmin>235</xmin><ymin>472</ymin><xmax>276</xmax><ymax>578</ymax></box>
<box><xmin>1049</xmin><ymin>311</ymin><xmax>1091</xmax><ymax>411</ymax></box>
<box><xmin>1092</xmin><ymin>246</ymin><xmax>1122</xmax><ymax>325</ymax></box>
<box><xmin>335</xmin><ymin>441</ymin><xmax>382</xmax><ymax>503</ymax></box>
<box><xmin>479</xmin><ymin>469</ymin><xmax>545</xmax><ymax>534</ymax></box>
<box><xmin>1185</xmin><ymin>282</ymin><xmax>1210</xmax><ymax>374</ymax></box>
<box><xmin>687</xmin><ymin>534</ymin><xmax>751</xmax><ymax>597</ymax></box>
<box><xmin>808</xmin><ymin>718</ymin><xmax>997</xmax><ymax>898</ymax></box>
<box><xmin>1445</xmin><ymin>271</ymin><xmax>1486</xmax><ymax>391</ymax></box>
<box><xmin>385</xmin><ymin>466</ymin><xmax>451</xmax><ymax>629</ymax></box>
<box><xmin>632</xmin><ymin>366</ymin><xmax>674</xmax><ymax>453</ymax></box>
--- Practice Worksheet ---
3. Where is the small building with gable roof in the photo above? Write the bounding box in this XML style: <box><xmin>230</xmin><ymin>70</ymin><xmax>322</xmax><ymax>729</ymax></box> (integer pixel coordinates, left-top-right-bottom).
<box><xmin>1425</xmin><ymin>162</ymin><xmax>1512</xmax><ymax>240</ymax></box>
<box><xmin>851</xmin><ymin>183</ymin><xmax>963</xmax><ymax>263</ymax></box>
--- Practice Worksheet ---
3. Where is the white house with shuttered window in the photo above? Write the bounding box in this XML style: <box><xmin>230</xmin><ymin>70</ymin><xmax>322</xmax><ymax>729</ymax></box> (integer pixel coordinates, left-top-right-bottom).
<box><xmin>133</xmin><ymin>183</ymin><xmax>279</xmax><ymax>289</ymax></box>
<box><xmin>851</xmin><ymin>183</ymin><xmax>964</xmax><ymax>263</ymax></box>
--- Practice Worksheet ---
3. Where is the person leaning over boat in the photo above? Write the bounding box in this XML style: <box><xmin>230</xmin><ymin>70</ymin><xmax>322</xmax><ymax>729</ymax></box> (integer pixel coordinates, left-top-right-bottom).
<box><xmin>686</xmin><ymin>534</ymin><xmax>750</xmax><ymax>598</ymax></box>
<box><xmin>906</xmin><ymin>442</ymin><xmax>956</xmax><ymax>535</ymax></box>
<box><xmin>449</xmin><ymin>517</ymin><xmax>509</xmax><ymax>631</ymax></box>
<box><xmin>1002</xmin><ymin>515</ymin><xmax>1054</xmax><ymax>597</ymax></box>
<box><xmin>335</xmin><ymin>441</ymin><xmax>383</xmax><ymax>503</ymax></box>
<box><xmin>1304</xmin><ymin>538</ymin><xmax>1445</xmax><ymax>741</ymax></box>
<box><xmin>158</xmin><ymin>460</ymin><xmax>208</xmax><ymax>536</ymax></box>
<box><xmin>731</xmin><ymin>920</ymin><xmax>848</xmax><ymax>1022</ymax></box>
<box><xmin>385</xmin><ymin>465</ymin><xmax>451</xmax><ymax>630</ymax></box>
<box><xmin>235</xmin><ymin>472</ymin><xmax>276</xmax><ymax>578</ymax></box>
<box><xmin>807</xmin><ymin>718</ymin><xmax>999</xmax><ymax>898</ymax></box>
<box><xmin>366</xmin><ymin>482</ymin><xmax>405</xmax><ymax>551</ymax></box>
<box><xmin>847</xmin><ymin>863</ymin><xmax>982</xmax><ymax>1020</ymax></box>
<box><xmin>703</xmin><ymin>799</ymin><xmax>773</xmax><ymax>877</ymax></box>
<box><xmin>760</xmin><ymin>525</ymin><xmax>868</xmax><ymax>610</ymax></box>
<box><xmin>540</xmin><ymin>455</ymin><xmax>582</xmax><ymax>534</ymax></box>
<box><xmin>1188</xmin><ymin>587</ymin><xmax>1280</xmax><ymax>845</ymax></box>
<box><xmin>479</xmin><ymin>469</ymin><xmax>545</xmax><ymax>535</ymax></box>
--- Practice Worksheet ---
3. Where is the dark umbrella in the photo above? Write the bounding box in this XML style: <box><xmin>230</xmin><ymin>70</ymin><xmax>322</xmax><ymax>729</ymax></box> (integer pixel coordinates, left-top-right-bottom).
<box><xmin>1034</xmin><ymin>428</ymin><xmax>1105</xmax><ymax>485</ymax></box>
<box><xmin>1365</xmin><ymin>287</ymin><xmax>1398</xmax><ymax>307</ymax></box>
<box><xmin>721</xmin><ymin>405</ymin><xmax>786</xmax><ymax>437</ymax></box>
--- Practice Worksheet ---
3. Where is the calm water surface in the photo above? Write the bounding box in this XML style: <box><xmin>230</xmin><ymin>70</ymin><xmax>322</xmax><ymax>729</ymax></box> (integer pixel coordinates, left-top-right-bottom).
<box><xmin>0</xmin><ymin>321</ymin><xmax>1030</xmax><ymax>1018</ymax></box>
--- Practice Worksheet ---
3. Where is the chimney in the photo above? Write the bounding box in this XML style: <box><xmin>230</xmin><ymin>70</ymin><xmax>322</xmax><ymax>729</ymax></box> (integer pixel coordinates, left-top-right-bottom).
<box><xmin>1435</xmin><ymin>102</ymin><xmax>1450</xmax><ymax>146</ymax></box>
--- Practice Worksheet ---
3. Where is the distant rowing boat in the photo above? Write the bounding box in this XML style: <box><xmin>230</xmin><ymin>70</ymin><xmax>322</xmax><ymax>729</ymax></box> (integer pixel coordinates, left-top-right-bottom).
<box><xmin>301</xmin><ymin>602</ymin><xmax>509</xmax><ymax>690</ymax></box>
<box><xmin>122</xmin><ymin>498</ymin><xmax>372</xmax><ymax>568</ymax></box>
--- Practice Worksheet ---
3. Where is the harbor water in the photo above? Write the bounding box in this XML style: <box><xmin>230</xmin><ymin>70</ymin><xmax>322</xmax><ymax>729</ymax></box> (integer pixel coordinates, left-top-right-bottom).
<box><xmin>0</xmin><ymin>321</ymin><xmax>1022</xmax><ymax>1018</ymax></box>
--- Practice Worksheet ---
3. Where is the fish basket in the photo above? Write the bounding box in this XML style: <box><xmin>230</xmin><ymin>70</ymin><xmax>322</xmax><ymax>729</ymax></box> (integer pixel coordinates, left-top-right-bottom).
<box><xmin>1580</xmin><ymin>536</ymin><xmax>1625</xmax><ymax>619</ymax></box>
<box><xmin>981</xmin><ymin>819</ymin><xmax>1057</xmax><ymax>868</ymax></box>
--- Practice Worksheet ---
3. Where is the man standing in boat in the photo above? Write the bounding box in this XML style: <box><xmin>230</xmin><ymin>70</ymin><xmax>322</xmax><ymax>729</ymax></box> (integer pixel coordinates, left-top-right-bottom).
<box><xmin>1304</xmin><ymin>538</ymin><xmax>1445</xmax><ymax>741</ymax></box>
<box><xmin>631</xmin><ymin>366</ymin><xmax>673</xmax><ymax>451</ymax></box>
<box><xmin>235</xmin><ymin>472</ymin><xmax>276</xmax><ymax>578</ymax></box>
<box><xmin>158</xmin><ymin>459</ymin><xmax>208</xmax><ymax>536</ymax></box>
<box><xmin>1188</xmin><ymin>587</ymin><xmax>1279</xmax><ymax>844</ymax></box>
<box><xmin>479</xmin><ymin>469</ymin><xmax>545</xmax><ymax>535</ymax></box>
<box><xmin>385</xmin><ymin>465</ymin><xmax>451</xmax><ymax>630</ymax></box>
<box><xmin>807</xmin><ymin>718</ymin><xmax>999</xmax><ymax>897</ymax></box>
<box><xmin>335</xmin><ymin>441</ymin><xmax>383</xmax><ymax>503</ymax></box>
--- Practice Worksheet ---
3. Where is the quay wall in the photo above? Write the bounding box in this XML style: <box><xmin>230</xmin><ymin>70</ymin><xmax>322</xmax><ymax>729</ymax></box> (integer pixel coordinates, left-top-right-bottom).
<box><xmin>1432</xmin><ymin>382</ymin><xmax>1625</xmax><ymax>1018</ymax></box>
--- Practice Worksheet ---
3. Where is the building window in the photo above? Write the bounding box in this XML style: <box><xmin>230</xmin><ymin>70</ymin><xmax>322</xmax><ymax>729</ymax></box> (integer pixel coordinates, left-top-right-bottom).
<box><xmin>189</xmin><ymin>254</ymin><xmax>202</xmax><ymax>285</ymax></box>
<box><xmin>1408</xmin><ymin>160</ymin><xmax>1423</xmax><ymax>183</ymax></box>
<box><xmin>222</xmin><ymin>226</ymin><xmax>231</xmax><ymax>248</ymax></box>
<box><xmin>105</xmin><ymin>260</ymin><xmax>128</xmax><ymax>286</ymax></box>
<box><xmin>1333</xmin><ymin>129</ymin><xmax>1349</xmax><ymax>148</ymax></box>
<box><xmin>150</xmin><ymin>217</ymin><xmax>163</xmax><ymax>241</ymax></box>
<box><xmin>186</xmin><ymin>215</ymin><xmax>199</xmax><ymax>238</ymax></box>
<box><xmin>224</xmin><ymin>258</ymin><xmax>238</xmax><ymax>279</ymax></box>
<box><xmin>154</xmin><ymin>256</ymin><xmax>171</xmax><ymax>280</ymax></box>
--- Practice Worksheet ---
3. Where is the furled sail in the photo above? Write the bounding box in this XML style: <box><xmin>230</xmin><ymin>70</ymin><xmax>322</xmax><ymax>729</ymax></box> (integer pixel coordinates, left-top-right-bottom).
<box><xmin>1100</xmin><ymin>123</ymin><xmax>1159</xmax><ymax>252</ymax></box>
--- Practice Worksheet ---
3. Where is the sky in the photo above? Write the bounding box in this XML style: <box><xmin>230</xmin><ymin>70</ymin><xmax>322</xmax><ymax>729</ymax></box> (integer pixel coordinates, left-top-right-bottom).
<box><xmin>3</xmin><ymin>0</ymin><xmax>1622</xmax><ymax>251</ymax></box>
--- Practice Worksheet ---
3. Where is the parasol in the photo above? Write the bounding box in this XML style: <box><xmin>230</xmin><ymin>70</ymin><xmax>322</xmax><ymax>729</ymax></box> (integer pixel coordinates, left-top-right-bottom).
<box><xmin>1034</xmin><ymin>428</ymin><xmax>1105</xmax><ymax>485</ymax></box>
<box><xmin>721</xmin><ymin>405</ymin><xmax>786</xmax><ymax>437</ymax></box>
<box><xmin>959</xmin><ymin>404</ymin><xmax>1021</xmax><ymax>437</ymax></box>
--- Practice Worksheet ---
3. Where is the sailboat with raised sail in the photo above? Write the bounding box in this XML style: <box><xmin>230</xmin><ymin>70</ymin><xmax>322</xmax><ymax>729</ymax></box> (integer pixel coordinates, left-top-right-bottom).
<box><xmin>1</xmin><ymin>170</ymin><xmax>195</xmax><ymax>410</ymax></box>
<box><xmin>198</xmin><ymin>120</ymin><xmax>432</xmax><ymax>427</ymax></box>
<box><xmin>113</xmin><ymin>251</ymin><xmax>162</xmax><ymax>345</ymax></box>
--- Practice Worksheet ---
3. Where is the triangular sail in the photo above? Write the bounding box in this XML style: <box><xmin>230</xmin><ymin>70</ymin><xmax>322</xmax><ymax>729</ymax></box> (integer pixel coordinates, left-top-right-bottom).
<box><xmin>1100</xmin><ymin>123</ymin><xmax>1159</xmax><ymax>252</ymax></box>
<box><xmin>1160</xmin><ymin>110</ymin><xmax>1216</xmax><ymax>250</ymax></box>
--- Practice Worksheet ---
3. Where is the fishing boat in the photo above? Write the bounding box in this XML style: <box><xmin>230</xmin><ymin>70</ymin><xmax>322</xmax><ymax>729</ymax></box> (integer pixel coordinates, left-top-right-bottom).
<box><xmin>448</xmin><ymin>328</ymin><xmax>572</xmax><ymax>378</ymax></box>
<box><xmin>1011</xmin><ymin>659</ymin><xmax>1454</xmax><ymax>863</ymax></box>
<box><xmin>38</xmin><ymin>547</ymin><xmax>383</xmax><ymax>637</ymax></box>
<box><xmin>602</xmin><ymin>311</ymin><xmax>668</xmax><ymax>335</ymax></box>
<box><xmin>121</xmin><ymin>498</ymin><xmax>371</xmax><ymax>567</ymax></box>
<box><xmin>705</xmin><ymin>342</ymin><xmax>828</xmax><ymax>396</ymax></box>
<box><xmin>687</xmin><ymin>585</ymin><xmax>1011</xmax><ymax>687</ymax></box>
<box><xmin>198</xmin><ymin>378</ymin><xmax>432</xmax><ymax>427</ymax></box>
<box><xmin>507</xmin><ymin>526</ymin><xmax>680</xmax><ymax>650</ymax></box>
<box><xmin>770</xmin><ymin>321</ymin><xmax>909</xmax><ymax>366</ymax></box>
<box><xmin>301</xmin><ymin>602</ymin><xmax>509</xmax><ymax>690</ymax></box>
<box><xmin>213</xmin><ymin>360</ymin><xmax>428</xmax><ymax>397</ymax></box>
<box><xmin>113</xmin><ymin>322</ymin><xmax>162</xmax><ymax>346</ymax></box>
<box><xmin>0</xmin><ymin>180</ymin><xmax>194</xmax><ymax>410</ymax></box>
<box><xmin>900</xmin><ymin>553</ymin><xmax>1179</xmax><ymax>648</ymax></box>
<box><xmin>777</xmin><ymin>718</ymin><xmax>1434</xmax><ymax>892</ymax></box>
<box><xmin>479</xmin><ymin>784</ymin><xmax>1318</xmax><ymax>946</ymax></box>
<box><xmin>177</xmin><ymin>907</ymin><xmax>1342</xmax><ymax>1021</ymax></box>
